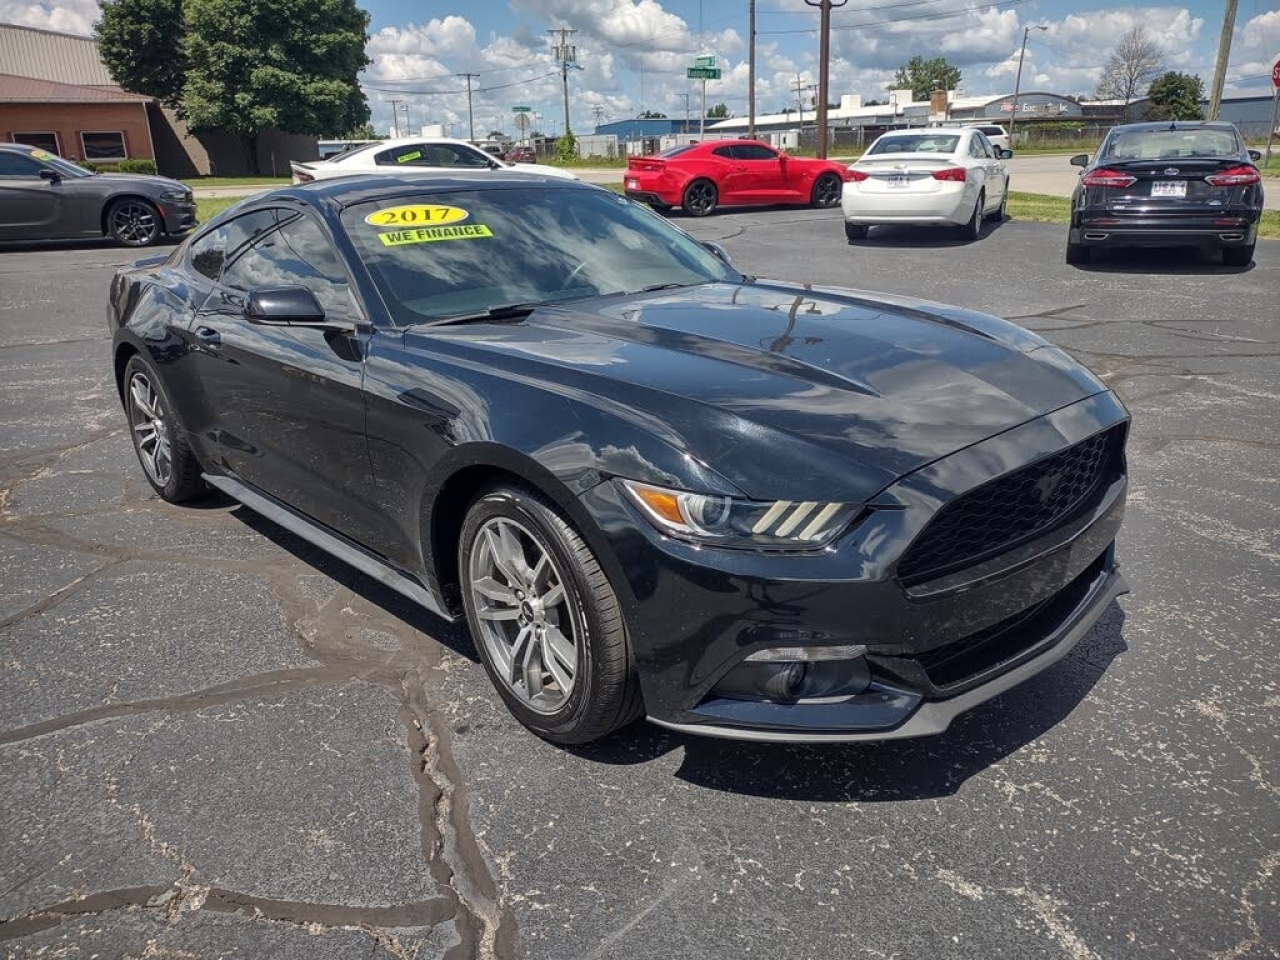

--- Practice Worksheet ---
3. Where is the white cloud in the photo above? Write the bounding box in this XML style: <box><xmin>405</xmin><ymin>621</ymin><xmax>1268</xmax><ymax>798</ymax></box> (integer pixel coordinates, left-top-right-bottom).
<box><xmin>0</xmin><ymin>0</ymin><xmax>97</xmax><ymax>35</ymax></box>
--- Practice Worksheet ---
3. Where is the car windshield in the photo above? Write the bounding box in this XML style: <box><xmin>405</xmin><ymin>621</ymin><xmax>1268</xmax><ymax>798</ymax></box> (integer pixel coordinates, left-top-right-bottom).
<box><xmin>34</xmin><ymin>151</ymin><xmax>92</xmax><ymax>179</ymax></box>
<box><xmin>343</xmin><ymin>187</ymin><xmax>740</xmax><ymax>324</ymax></box>
<box><xmin>659</xmin><ymin>145</ymin><xmax>695</xmax><ymax>158</ymax></box>
<box><xmin>866</xmin><ymin>134</ymin><xmax>960</xmax><ymax>155</ymax></box>
<box><xmin>1100</xmin><ymin>128</ymin><xmax>1241</xmax><ymax>161</ymax></box>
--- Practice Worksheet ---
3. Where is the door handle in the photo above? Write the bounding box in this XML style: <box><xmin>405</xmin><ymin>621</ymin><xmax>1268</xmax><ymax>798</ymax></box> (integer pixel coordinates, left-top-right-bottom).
<box><xmin>195</xmin><ymin>325</ymin><xmax>222</xmax><ymax>347</ymax></box>
<box><xmin>733</xmin><ymin>165</ymin><xmax>747</xmax><ymax>171</ymax></box>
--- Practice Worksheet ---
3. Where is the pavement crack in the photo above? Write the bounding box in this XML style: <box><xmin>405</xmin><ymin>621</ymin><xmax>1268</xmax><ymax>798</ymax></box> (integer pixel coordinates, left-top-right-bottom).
<box><xmin>0</xmin><ymin>556</ymin><xmax>124</xmax><ymax>632</ymax></box>
<box><xmin>1209</xmin><ymin>850</ymin><xmax>1280</xmax><ymax>960</ymax></box>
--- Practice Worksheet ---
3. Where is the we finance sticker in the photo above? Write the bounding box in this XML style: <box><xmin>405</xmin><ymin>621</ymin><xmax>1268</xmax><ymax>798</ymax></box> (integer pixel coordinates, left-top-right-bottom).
<box><xmin>377</xmin><ymin>223</ymin><xmax>494</xmax><ymax>246</ymax></box>
<box><xmin>364</xmin><ymin>204</ymin><xmax>470</xmax><ymax>227</ymax></box>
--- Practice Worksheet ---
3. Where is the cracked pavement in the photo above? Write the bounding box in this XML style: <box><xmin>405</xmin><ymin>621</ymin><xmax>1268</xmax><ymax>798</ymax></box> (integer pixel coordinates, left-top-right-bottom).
<box><xmin>1</xmin><ymin>217</ymin><xmax>1277</xmax><ymax>959</ymax></box>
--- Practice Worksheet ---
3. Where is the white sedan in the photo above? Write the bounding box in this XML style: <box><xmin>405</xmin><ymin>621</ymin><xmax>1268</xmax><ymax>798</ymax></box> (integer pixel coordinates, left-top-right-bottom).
<box><xmin>841</xmin><ymin>128</ymin><xmax>1011</xmax><ymax>242</ymax></box>
<box><xmin>290</xmin><ymin>137</ymin><xmax>580</xmax><ymax>185</ymax></box>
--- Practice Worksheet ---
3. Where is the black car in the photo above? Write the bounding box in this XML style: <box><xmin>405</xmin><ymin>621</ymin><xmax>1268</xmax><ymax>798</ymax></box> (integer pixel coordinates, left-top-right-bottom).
<box><xmin>0</xmin><ymin>143</ymin><xmax>196</xmax><ymax>247</ymax></box>
<box><xmin>1067</xmin><ymin>121</ymin><xmax>1264</xmax><ymax>266</ymax></box>
<box><xmin>109</xmin><ymin>175</ymin><xmax>1129</xmax><ymax>744</ymax></box>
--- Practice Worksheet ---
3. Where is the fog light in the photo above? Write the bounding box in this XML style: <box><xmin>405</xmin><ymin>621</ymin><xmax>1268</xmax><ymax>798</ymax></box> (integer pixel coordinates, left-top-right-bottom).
<box><xmin>746</xmin><ymin>644</ymin><xmax>867</xmax><ymax>663</ymax></box>
<box><xmin>763</xmin><ymin>662</ymin><xmax>808</xmax><ymax>700</ymax></box>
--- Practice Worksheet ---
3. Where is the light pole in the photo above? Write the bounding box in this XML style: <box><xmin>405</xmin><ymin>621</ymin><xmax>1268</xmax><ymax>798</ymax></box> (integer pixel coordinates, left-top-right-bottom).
<box><xmin>802</xmin><ymin>0</ymin><xmax>849</xmax><ymax>159</ymax></box>
<box><xmin>1009</xmin><ymin>24</ymin><xmax>1047</xmax><ymax>148</ymax></box>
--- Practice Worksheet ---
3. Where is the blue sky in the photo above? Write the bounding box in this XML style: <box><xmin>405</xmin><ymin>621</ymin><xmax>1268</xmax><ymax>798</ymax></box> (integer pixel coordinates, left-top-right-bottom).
<box><xmin>4</xmin><ymin>0</ymin><xmax>1278</xmax><ymax>137</ymax></box>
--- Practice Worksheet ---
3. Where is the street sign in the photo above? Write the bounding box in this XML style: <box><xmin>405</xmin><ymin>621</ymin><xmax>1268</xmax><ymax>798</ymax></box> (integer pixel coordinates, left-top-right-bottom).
<box><xmin>512</xmin><ymin>105</ymin><xmax>532</xmax><ymax>113</ymax></box>
<box><xmin>686</xmin><ymin>67</ymin><xmax>721</xmax><ymax>80</ymax></box>
<box><xmin>1272</xmin><ymin>58</ymin><xmax>1280</xmax><ymax>88</ymax></box>
<box><xmin>694</xmin><ymin>54</ymin><xmax>716</xmax><ymax>68</ymax></box>
<box><xmin>514</xmin><ymin>114</ymin><xmax>530</xmax><ymax>133</ymax></box>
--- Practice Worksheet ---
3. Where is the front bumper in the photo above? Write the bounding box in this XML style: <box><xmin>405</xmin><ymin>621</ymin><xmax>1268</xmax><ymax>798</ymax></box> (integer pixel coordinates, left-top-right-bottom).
<box><xmin>578</xmin><ymin>391</ymin><xmax>1130</xmax><ymax>742</ymax></box>
<box><xmin>159</xmin><ymin>199</ymin><xmax>198</xmax><ymax>236</ymax></box>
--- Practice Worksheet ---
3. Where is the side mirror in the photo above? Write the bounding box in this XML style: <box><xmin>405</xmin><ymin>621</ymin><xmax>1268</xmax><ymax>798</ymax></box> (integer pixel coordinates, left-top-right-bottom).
<box><xmin>39</xmin><ymin>168</ymin><xmax>60</xmax><ymax>182</ymax></box>
<box><xmin>998</xmin><ymin>148</ymin><xmax>1014</xmax><ymax>159</ymax></box>
<box><xmin>244</xmin><ymin>286</ymin><xmax>343</xmax><ymax>329</ymax></box>
<box><xmin>1069</xmin><ymin>153</ymin><xmax>1089</xmax><ymax>167</ymax></box>
<box><xmin>1248</xmin><ymin>149</ymin><xmax>1261</xmax><ymax>161</ymax></box>
<box><xmin>702</xmin><ymin>241</ymin><xmax>732</xmax><ymax>264</ymax></box>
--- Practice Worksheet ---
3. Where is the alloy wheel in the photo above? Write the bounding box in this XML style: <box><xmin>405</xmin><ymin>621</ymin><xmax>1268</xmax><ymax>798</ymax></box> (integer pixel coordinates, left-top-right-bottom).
<box><xmin>112</xmin><ymin>202</ymin><xmax>160</xmax><ymax>246</ymax></box>
<box><xmin>468</xmin><ymin>517</ymin><xmax>579</xmax><ymax>714</ymax></box>
<box><xmin>813</xmin><ymin>175</ymin><xmax>841</xmax><ymax>207</ymax></box>
<box><xmin>128</xmin><ymin>372</ymin><xmax>172</xmax><ymax>486</ymax></box>
<box><xmin>684</xmin><ymin>181</ymin><xmax>717</xmax><ymax>216</ymax></box>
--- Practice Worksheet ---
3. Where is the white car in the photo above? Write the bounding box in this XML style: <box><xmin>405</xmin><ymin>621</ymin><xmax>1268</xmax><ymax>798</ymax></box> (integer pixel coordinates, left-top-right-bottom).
<box><xmin>967</xmin><ymin>123</ymin><xmax>1010</xmax><ymax>152</ymax></box>
<box><xmin>841</xmin><ymin>127</ymin><xmax>1011</xmax><ymax>242</ymax></box>
<box><xmin>290</xmin><ymin>137</ymin><xmax>580</xmax><ymax>185</ymax></box>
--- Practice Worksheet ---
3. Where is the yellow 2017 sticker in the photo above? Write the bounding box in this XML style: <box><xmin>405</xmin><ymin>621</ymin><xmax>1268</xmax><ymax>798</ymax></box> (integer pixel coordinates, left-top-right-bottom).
<box><xmin>365</xmin><ymin>204</ymin><xmax>469</xmax><ymax>227</ymax></box>
<box><xmin>378</xmin><ymin>224</ymin><xmax>494</xmax><ymax>246</ymax></box>
<box><xmin>396</xmin><ymin>150</ymin><xmax>422</xmax><ymax>163</ymax></box>
<box><xmin>31</xmin><ymin>149</ymin><xmax>50</xmax><ymax>160</ymax></box>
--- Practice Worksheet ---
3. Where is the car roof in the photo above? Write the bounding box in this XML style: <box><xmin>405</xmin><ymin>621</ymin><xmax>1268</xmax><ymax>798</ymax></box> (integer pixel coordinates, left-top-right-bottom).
<box><xmin>0</xmin><ymin>142</ymin><xmax>37</xmax><ymax>154</ymax></box>
<box><xmin>876</xmin><ymin>128</ymin><xmax>970</xmax><ymax>136</ymax></box>
<box><xmin>1111</xmin><ymin>121</ymin><xmax>1240</xmax><ymax>133</ymax></box>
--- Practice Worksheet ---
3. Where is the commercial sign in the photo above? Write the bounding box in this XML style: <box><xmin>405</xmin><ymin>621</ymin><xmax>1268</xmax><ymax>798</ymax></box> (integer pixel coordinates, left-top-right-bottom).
<box><xmin>686</xmin><ymin>66</ymin><xmax>722</xmax><ymax>80</ymax></box>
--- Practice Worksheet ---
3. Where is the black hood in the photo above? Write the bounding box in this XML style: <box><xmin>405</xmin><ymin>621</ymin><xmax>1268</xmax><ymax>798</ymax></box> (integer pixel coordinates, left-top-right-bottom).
<box><xmin>413</xmin><ymin>282</ymin><xmax>1108</xmax><ymax>502</ymax></box>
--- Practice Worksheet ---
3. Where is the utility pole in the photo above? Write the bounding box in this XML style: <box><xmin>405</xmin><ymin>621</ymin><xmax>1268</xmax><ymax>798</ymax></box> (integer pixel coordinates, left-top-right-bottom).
<box><xmin>1008</xmin><ymin>25</ymin><xmax>1047</xmax><ymax>148</ymax></box>
<box><xmin>388</xmin><ymin>99</ymin><xmax>402</xmax><ymax>138</ymax></box>
<box><xmin>548</xmin><ymin>27</ymin><xmax>578</xmax><ymax>141</ymax></box>
<box><xmin>592</xmin><ymin>104</ymin><xmax>605</xmax><ymax>129</ymax></box>
<box><xmin>455</xmin><ymin>73</ymin><xmax>479</xmax><ymax>141</ymax></box>
<box><xmin>748</xmin><ymin>0</ymin><xmax>756</xmax><ymax>138</ymax></box>
<box><xmin>677</xmin><ymin>93</ymin><xmax>691</xmax><ymax>133</ymax></box>
<box><xmin>792</xmin><ymin>72</ymin><xmax>806</xmax><ymax>146</ymax></box>
<box><xmin>803</xmin><ymin>0</ymin><xmax>847</xmax><ymax>159</ymax></box>
<box><xmin>1208</xmin><ymin>0</ymin><xmax>1239</xmax><ymax>120</ymax></box>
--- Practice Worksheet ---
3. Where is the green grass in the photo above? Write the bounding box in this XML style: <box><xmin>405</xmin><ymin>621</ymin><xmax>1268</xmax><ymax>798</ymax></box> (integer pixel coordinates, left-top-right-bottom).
<box><xmin>195</xmin><ymin>196</ymin><xmax>244</xmax><ymax>222</ymax></box>
<box><xmin>183</xmin><ymin>176</ymin><xmax>290</xmax><ymax>188</ymax></box>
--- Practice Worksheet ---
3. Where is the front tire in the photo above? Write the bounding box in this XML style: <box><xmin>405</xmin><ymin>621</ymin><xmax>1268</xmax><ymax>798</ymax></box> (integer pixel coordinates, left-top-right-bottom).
<box><xmin>108</xmin><ymin>198</ymin><xmax>162</xmax><ymax>247</ymax></box>
<box><xmin>1222</xmin><ymin>244</ymin><xmax>1254</xmax><ymax>267</ymax></box>
<box><xmin>811</xmin><ymin>173</ymin><xmax>842</xmax><ymax>208</ymax></box>
<box><xmin>682</xmin><ymin>179</ymin><xmax>718</xmax><ymax>217</ymax></box>
<box><xmin>459</xmin><ymin>484</ymin><xmax>643</xmax><ymax>745</ymax></box>
<box><xmin>123</xmin><ymin>354</ymin><xmax>206</xmax><ymax>503</ymax></box>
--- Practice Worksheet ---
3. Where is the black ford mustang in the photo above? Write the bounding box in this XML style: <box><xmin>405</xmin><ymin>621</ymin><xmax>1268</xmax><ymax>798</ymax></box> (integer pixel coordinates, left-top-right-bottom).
<box><xmin>109</xmin><ymin>174</ymin><xmax>1129</xmax><ymax>744</ymax></box>
<box><xmin>1067</xmin><ymin>121</ymin><xmax>1264</xmax><ymax>266</ymax></box>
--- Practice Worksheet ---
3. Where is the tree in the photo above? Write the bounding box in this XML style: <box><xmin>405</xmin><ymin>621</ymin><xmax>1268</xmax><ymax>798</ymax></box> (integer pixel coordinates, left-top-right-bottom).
<box><xmin>638</xmin><ymin>110</ymin><xmax>668</xmax><ymax>119</ymax></box>
<box><xmin>96</xmin><ymin>0</ymin><xmax>371</xmax><ymax>173</ymax></box>
<box><xmin>487</xmin><ymin>129</ymin><xmax>506</xmax><ymax>139</ymax></box>
<box><xmin>1094</xmin><ymin>26</ymin><xmax>1164</xmax><ymax>122</ymax></box>
<box><xmin>890</xmin><ymin>56</ymin><xmax>961</xmax><ymax>102</ymax></box>
<box><xmin>706</xmin><ymin>103</ymin><xmax>730</xmax><ymax>119</ymax></box>
<box><xmin>554</xmin><ymin>131</ymin><xmax>577</xmax><ymax>162</ymax></box>
<box><xmin>1145</xmin><ymin>71</ymin><xmax>1205</xmax><ymax>121</ymax></box>
<box><xmin>344</xmin><ymin>122</ymin><xmax>379</xmax><ymax>140</ymax></box>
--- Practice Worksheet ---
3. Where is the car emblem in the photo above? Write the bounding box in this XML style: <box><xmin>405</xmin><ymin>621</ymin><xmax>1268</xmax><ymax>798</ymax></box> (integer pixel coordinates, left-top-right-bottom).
<box><xmin>1164</xmin><ymin>167</ymin><xmax>1180</xmax><ymax>176</ymax></box>
<box><xmin>1034</xmin><ymin>471</ymin><xmax>1063</xmax><ymax>504</ymax></box>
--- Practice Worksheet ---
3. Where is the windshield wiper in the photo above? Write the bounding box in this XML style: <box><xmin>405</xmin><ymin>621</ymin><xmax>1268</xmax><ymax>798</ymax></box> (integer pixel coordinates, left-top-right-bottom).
<box><xmin>426</xmin><ymin>303</ymin><xmax>540</xmax><ymax>326</ymax></box>
<box><xmin>637</xmin><ymin>282</ymin><xmax>689</xmax><ymax>292</ymax></box>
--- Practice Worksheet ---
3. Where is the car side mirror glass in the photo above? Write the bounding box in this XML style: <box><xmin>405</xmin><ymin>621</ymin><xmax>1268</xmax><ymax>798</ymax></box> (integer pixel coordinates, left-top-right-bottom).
<box><xmin>39</xmin><ymin>168</ymin><xmax>60</xmax><ymax>182</ymax></box>
<box><xmin>244</xmin><ymin>286</ymin><xmax>327</xmax><ymax>326</ymax></box>
<box><xmin>1248</xmin><ymin>149</ymin><xmax>1261</xmax><ymax>161</ymax></box>
<box><xmin>1070</xmin><ymin>154</ymin><xmax>1089</xmax><ymax>167</ymax></box>
<box><xmin>999</xmin><ymin>148</ymin><xmax>1014</xmax><ymax>159</ymax></box>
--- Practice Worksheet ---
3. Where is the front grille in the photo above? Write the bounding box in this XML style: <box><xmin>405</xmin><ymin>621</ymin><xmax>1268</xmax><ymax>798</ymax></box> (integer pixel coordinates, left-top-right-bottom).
<box><xmin>898</xmin><ymin>426</ymin><xmax>1121</xmax><ymax>585</ymax></box>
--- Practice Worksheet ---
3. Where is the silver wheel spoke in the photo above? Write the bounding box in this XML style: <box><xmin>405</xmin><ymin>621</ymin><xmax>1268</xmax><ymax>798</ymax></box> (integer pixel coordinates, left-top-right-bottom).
<box><xmin>540</xmin><ymin>581</ymin><xmax>565</xmax><ymax>609</ymax></box>
<box><xmin>543</xmin><ymin>625</ymin><xmax>577</xmax><ymax>675</ymax></box>
<box><xmin>484</xmin><ymin>527</ymin><xmax>522</xmax><ymax>586</ymax></box>
<box><xmin>478</xmin><ymin>605</ymin><xmax>520</xmax><ymax>621</ymax></box>
<box><xmin>521</xmin><ymin>634</ymin><xmax>542</xmax><ymax>698</ymax></box>
<box><xmin>473</xmin><ymin>576</ymin><xmax>516</xmax><ymax>605</ymax></box>
<box><xmin>507</xmin><ymin>626</ymin><xmax>532</xmax><ymax>685</ymax></box>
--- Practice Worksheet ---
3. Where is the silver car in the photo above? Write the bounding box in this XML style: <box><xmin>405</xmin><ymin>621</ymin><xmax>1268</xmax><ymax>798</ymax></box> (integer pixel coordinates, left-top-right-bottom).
<box><xmin>0</xmin><ymin>143</ymin><xmax>196</xmax><ymax>247</ymax></box>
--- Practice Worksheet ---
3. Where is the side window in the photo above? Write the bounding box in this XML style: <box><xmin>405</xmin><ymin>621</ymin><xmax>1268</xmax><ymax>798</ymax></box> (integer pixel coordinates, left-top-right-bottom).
<box><xmin>734</xmin><ymin>144</ymin><xmax>779</xmax><ymax>161</ymax></box>
<box><xmin>712</xmin><ymin>146</ymin><xmax>735</xmax><ymax>159</ymax></box>
<box><xmin>0</xmin><ymin>152</ymin><xmax>44</xmax><ymax>177</ymax></box>
<box><xmin>968</xmin><ymin>135</ymin><xmax>990</xmax><ymax>159</ymax></box>
<box><xmin>221</xmin><ymin>213</ymin><xmax>355</xmax><ymax>318</ymax></box>
<box><xmin>376</xmin><ymin>144</ymin><xmax>440</xmax><ymax>166</ymax></box>
<box><xmin>189</xmin><ymin>209</ymin><xmax>277</xmax><ymax>281</ymax></box>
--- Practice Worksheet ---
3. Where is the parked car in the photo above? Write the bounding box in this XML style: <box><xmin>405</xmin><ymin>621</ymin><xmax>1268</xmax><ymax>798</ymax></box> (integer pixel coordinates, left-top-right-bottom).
<box><xmin>0</xmin><ymin>143</ymin><xmax>195</xmax><ymax>247</ymax></box>
<box><xmin>623</xmin><ymin>140</ymin><xmax>849</xmax><ymax>216</ymax></box>
<box><xmin>841</xmin><ymin>128</ymin><xmax>1012</xmax><ymax>241</ymax></box>
<box><xmin>289</xmin><ymin>137</ymin><xmax>579</xmax><ymax>184</ymax></box>
<box><xmin>1066</xmin><ymin>121</ymin><xmax>1264</xmax><ymax>266</ymax></box>
<box><xmin>505</xmin><ymin>145</ymin><xmax>538</xmax><ymax>164</ymax></box>
<box><xmin>109</xmin><ymin>173</ymin><xmax>1129</xmax><ymax>745</ymax></box>
<box><xmin>967</xmin><ymin>123</ymin><xmax>1010</xmax><ymax>152</ymax></box>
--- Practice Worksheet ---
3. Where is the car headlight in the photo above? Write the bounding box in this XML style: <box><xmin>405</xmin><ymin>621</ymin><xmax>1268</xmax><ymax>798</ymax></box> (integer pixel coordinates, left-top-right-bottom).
<box><xmin>161</xmin><ymin>190</ymin><xmax>192</xmax><ymax>202</ymax></box>
<box><xmin>618</xmin><ymin>480</ymin><xmax>859</xmax><ymax>550</ymax></box>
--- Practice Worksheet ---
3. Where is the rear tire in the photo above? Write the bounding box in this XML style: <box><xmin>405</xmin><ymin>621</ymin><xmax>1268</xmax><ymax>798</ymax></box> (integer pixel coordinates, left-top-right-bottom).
<box><xmin>459</xmin><ymin>484</ymin><xmax>644</xmax><ymax>745</ymax></box>
<box><xmin>681</xmin><ymin>179</ymin><xmax>718</xmax><ymax>217</ymax></box>
<box><xmin>123</xmin><ymin>354</ymin><xmax>206</xmax><ymax>503</ymax></box>
<box><xmin>1065</xmin><ymin>240</ymin><xmax>1091</xmax><ymax>265</ymax></box>
<box><xmin>1222</xmin><ymin>244</ymin><xmax>1254</xmax><ymax>267</ymax></box>
<box><xmin>962</xmin><ymin>191</ymin><xmax>984</xmax><ymax>241</ymax></box>
<box><xmin>844</xmin><ymin>222</ymin><xmax>868</xmax><ymax>242</ymax></box>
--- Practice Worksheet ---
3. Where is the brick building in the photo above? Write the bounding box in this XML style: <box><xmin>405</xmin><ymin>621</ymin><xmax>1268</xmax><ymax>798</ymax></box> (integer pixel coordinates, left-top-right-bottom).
<box><xmin>0</xmin><ymin>22</ymin><xmax>318</xmax><ymax>176</ymax></box>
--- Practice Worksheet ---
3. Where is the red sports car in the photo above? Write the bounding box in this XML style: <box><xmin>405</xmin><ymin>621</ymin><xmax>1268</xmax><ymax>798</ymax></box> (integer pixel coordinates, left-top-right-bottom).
<box><xmin>624</xmin><ymin>140</ymin><xmax>851</xmax><ymax>216</ymax></box>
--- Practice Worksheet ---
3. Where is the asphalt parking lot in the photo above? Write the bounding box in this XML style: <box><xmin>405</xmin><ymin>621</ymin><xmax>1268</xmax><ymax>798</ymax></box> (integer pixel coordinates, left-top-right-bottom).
<box><xmin>1</xmin><ymin>214</ymin><xmax>1277</xmax><ymax>960</ymax></box>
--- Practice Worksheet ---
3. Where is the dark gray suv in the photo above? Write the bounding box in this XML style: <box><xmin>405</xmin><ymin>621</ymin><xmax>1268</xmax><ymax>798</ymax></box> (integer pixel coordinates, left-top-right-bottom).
<box><xmin>0</xmin><ymin>143</ymin><xmax>196</xmax><ymax>247</ymax></box>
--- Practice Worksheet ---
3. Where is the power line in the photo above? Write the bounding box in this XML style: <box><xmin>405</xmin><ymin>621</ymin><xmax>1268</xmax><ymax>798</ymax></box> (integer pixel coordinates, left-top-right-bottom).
<box><xmin>456</xmin><ymin>73</ymin><xmax>479</xmax><ymax>140</ymax></box>
<box><xmin>363</xmin><ymin>72</ymin><xmax>558</xmax><ymax>95</ymax></box>
<box><xmin>758</xmin><ymin>0</ymin><xmax>1032</xmax><ymax>35</ymax></box>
